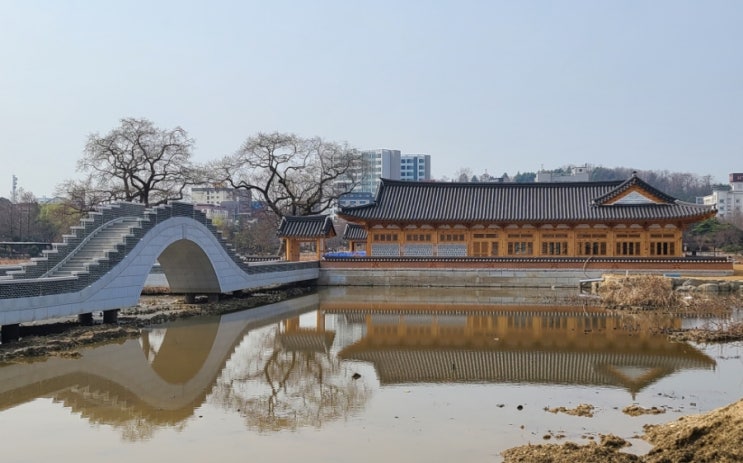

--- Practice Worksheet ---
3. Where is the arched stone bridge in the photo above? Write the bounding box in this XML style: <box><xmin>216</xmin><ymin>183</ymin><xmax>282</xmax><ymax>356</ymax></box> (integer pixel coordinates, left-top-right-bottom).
<box><xmin>0</xmin><ymin>202</ymin><xmax>319</xmax><ymax>340</ymax></box>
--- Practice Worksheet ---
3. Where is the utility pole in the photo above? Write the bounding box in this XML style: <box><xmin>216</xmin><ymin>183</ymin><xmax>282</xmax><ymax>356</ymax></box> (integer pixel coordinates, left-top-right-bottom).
<box><xmin>11</xmin><ymin>174</ymin><xmax>17</xmax><ymax>204</ymax></box>
<box><xmin>10</xmin><ymin>175</ymin><xmax>18</xmax><ymax>239</ymax></box>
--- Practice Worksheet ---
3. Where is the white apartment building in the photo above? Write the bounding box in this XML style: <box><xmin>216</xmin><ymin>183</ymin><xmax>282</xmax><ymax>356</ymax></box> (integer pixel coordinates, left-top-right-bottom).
<box><xmin>190</xmin><ymin>186</ymin><xmax>251</xmax><ymax>222</ymax></box>
<box><xmin>535</xmin><ymin>165</ymin><xmax>591</xmax><ymax>182</ymax></box>
<box><xmin>190</xmin><ymin>186</ymin><xmax>249</xmax><ymax>205</ymax></box>
<box><xmin>359</xmin><ymin>149</ymin><xmax>401</xmax><ymax>194</ymax></box>
<box><xmin>701</xmin><ymin>173</ymin><xmax>743</xmax><ymax>220</ymax></box>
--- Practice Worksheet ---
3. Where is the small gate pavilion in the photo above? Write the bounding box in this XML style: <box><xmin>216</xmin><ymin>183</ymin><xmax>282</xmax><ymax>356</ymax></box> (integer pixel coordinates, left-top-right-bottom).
<box><xmin>278</xmin><ymin>215</ymin><xmax>336</xmax><ymax>261</ymax></box>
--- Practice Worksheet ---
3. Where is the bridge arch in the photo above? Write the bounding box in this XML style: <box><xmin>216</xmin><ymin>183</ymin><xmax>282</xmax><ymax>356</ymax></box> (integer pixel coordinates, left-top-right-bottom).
<box><xmin>158</xmin><ymin>239</ymin><xmax>221</xmax><ymax>295</ymax></box>
<box><xmin>115</xmin><ymin>216</ymin><xmax>241</xmax><ymax>301</ymax></box>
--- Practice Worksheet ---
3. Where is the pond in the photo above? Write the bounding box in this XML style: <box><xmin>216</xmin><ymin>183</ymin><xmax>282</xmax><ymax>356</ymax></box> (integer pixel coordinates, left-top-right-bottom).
<box><xmin>0</xmin><ymin>287</ymin><xmax>741</xmax><ymax>463</ymax></box>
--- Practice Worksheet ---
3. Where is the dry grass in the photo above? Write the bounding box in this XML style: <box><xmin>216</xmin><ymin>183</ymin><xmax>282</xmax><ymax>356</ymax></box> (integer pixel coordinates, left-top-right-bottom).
<box><xmin>598</xmin><ymin>275</ymin><xmax>680</xmax><ymax>309</ymax></box>
<box><xmin>597</xmin><ymin>272</ymin><xmax>743</xmax><ymax>342</ymax></box>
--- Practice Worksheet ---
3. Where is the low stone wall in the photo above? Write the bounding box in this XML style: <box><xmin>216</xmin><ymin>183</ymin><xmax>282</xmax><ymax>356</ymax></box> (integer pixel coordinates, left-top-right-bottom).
<box><xmin>319</xmin><ymin>257</ymin><xmax>735</xmax><ymax>288</ymax></box>
<box><xmin>318</xmin><ymin>267</ymin><xmax>605</xmax><ymax>288</ymax></box>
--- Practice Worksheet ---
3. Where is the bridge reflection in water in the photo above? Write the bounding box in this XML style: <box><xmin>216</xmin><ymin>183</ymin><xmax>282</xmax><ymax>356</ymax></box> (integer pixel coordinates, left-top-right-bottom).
<box><xmin>0</xmin><ymin>288</ymin><xmax>715</xmax><ymax>439</ymax></box>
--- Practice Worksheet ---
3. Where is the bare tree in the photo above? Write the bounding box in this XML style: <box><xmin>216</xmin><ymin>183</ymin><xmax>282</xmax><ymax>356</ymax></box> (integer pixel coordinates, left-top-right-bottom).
<box><xmin>74</xmin><ymin>117</ymin><xmax>198</xmax><ymax>207</ymax></box>
<box><xmin>214</xmin><ymin>132</ymin><xmax>361</xmax><ymax>217</ymax></box>
<box><xmin>210</xmin><ymin>325</ymin><xmax>370</xmax><ymax>432</ymax></box>
<box><xmin>454</xmin><ymin>167</ymin><xmax>473</xmax><ymax>182</ymax></box>
<box><xmin>55</xmin><ymin>175</ymin><xmax>111</xmax><ymax>214</ymax></box>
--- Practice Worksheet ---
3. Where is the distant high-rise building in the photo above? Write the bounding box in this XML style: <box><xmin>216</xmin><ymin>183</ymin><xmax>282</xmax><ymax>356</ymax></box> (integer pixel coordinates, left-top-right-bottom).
<box><xmin>338</xmin><ymin>149</ymin><xmax>431</xmax><ymax>210</ymax></box>
<box><xmin>359</xmin><ymin>149</ymin><xmax>401</xmax><ymax>194</ymax></box>
<box><xmin>400</xmin><ymin>154</ymin><xmax>431</xmax><ymax>182</ymax></box>
<box><xmin>339</xmin><ymin>148</ymin><xmax>432</xmax><ymax>212</ymax></box>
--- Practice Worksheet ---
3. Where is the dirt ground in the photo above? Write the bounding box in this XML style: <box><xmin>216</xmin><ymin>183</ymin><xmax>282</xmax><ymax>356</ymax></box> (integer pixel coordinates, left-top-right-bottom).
<box><xmin>502</xmin><ymin>399</ymin><xmax>743</xmax><ymax>463</ymax></box>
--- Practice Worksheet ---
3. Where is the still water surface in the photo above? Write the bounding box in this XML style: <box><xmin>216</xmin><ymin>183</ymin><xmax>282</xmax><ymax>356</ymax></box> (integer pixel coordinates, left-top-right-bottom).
<box><xmin>1</xmin><ymin>287</ymin><xmax>741</xmax><ymax>463</ymax></box>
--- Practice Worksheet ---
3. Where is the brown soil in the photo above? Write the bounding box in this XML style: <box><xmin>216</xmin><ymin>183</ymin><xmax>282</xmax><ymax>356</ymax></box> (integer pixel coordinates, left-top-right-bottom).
<box><xmin>622</xmin><ymin>405</ymin><xmax>667</xmax><ymax>417</ymax></box>
<box><xmin>642</xmin><ymin>399</ymin><xmax>743</xmax><ymax>463</ymax></box>
<box><xmin>503</xmin><ymin>399</ymin><xmax>743</xmax><ymax>462</ymax></box>
<box><xmin>545</xmin><ymin>403</ymin><xmax>595</xmax><ymax>417</ymax></box>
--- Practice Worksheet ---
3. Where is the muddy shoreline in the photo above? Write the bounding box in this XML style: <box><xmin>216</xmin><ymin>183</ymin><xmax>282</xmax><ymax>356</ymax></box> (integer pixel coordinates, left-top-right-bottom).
<box><xmin>0</xmin><ymin>285</ymin><xmax>315</xmax><ymax>363</ymax></box>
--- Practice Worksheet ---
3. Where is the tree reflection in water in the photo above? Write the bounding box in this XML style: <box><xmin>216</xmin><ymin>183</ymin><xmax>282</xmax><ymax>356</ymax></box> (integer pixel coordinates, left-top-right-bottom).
<box><xmin>211</xmin><ymin>321</ymin><xmax>371</xmax><ymax>432</ymax></box>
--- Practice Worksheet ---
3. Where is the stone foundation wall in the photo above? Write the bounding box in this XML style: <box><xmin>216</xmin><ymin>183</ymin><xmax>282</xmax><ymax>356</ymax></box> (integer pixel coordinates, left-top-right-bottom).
<box><xmin>318</xmin><ymin>268</ymin><xmax>605</xmax><ymax>288</ymax></box>
<box><xmin>319</xmin><ymin>258</ymin><xmax>734</xmax><ymax>288</ymax></box>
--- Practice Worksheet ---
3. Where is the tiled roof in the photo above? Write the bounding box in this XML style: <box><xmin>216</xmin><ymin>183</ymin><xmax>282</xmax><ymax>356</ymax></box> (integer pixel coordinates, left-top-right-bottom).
<box><xmin>339</xmin><ymin>177</ymin><xmax>715</xmax><ymax>224</ymax></box>
<box><xmin>592</xmin><ymin>172</ymin><xmax>677</xmax><ymax>205</ymax></box>
<box><xmin>277</xmin><ymin>215</ymin><xmax>336</xmax><ymax>238</ymax></box>
<box><xmin>343</xmin><ymin>223</ymin><xmax>367</xmax><ymax>241</ymax></box>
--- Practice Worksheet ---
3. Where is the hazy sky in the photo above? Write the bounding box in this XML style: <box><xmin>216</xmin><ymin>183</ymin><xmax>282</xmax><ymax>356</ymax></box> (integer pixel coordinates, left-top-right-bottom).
<box><xmin>2</xmin><ymin>0</ymin><xmax>742</xmax><ymax>198</ymax></box>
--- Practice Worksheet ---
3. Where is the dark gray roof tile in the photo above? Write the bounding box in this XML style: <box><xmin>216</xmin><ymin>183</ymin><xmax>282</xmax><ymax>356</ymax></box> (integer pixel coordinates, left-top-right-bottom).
<box><xmin>277</xmin><ymin>215</ymin><xmax>336</xmax><ymax>238</ymax></box>
<box><xmin>343</xmin><ymin>223</ymin><xmax>367</xmax><ymax>241</ymax></box>
<box><xmin>339</xmin><ymin>178</ymin><xmax>715</xmax><ymax>224</ymax></box>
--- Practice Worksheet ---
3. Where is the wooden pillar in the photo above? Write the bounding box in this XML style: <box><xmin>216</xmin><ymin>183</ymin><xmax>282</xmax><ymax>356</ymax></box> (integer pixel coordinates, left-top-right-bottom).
<box><xmin>675</xmin><ymin>229</ymin><xmax>683</xmax><ymax>256</ymax></box>
<box><xmin>534</xmin><ymin>226</ymin><xmax>543</xmax><ymax>257</ymax></box>
<box><xmin>568</xmin><ymin>226</ymin><xmax>576</xmax><ymax>257</ymax></box>
<box><xmin>285</xmin><ymin>238</ymin><xmax>300</xmax><ymax>261</ymax></box>
<box><xmin>285</xmin><ymin>317</ymin><xmax>300</xmax><ymax>332</ymax></box>
<box><xmin>316</xmin><ymin>311</ymin><xmax>325</xmax><ymax>332</ymax></box>
<box><xmin>465</xmin><ymin>227</ymin><xmax>473</xmax><ymax>256</ymax></box>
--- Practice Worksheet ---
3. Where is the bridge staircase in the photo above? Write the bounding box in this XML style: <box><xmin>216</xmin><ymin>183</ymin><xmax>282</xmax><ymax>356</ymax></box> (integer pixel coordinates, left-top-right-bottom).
<box><xmin>43</xmin><ymin>217</ymin><xmax>143</xmax><ymax>279</ymax></box>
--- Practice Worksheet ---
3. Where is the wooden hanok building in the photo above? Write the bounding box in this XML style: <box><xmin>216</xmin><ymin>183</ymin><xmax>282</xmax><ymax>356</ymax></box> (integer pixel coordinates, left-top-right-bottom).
<box><xmin>277</xmin><ymin>215</ymin><xmax>336</xmax><ymax>261</ymax></box>
<box><xmin>337</xmin><ymin>174</ymin><xmax>717</xmax><ymax>259</ymax></box>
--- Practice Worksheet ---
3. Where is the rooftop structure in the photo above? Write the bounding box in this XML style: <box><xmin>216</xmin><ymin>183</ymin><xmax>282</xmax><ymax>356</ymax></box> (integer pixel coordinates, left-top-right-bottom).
<box><xmin>535</xmin><ymin>164</ymin><xmax>591</xmax><ymax>182</ymax></box>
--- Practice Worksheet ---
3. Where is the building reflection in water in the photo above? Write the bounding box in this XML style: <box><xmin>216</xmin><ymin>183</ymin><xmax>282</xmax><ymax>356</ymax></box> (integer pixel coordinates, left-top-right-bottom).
<box><xmin>321</xmin><ymin>287</ymin><xmax>716</xmax><ymax>396</ymax></box>
<box><xmin>0</xmin><ymin>288</ymin><xmax>716</xmax><ymax>440</ymax></box>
